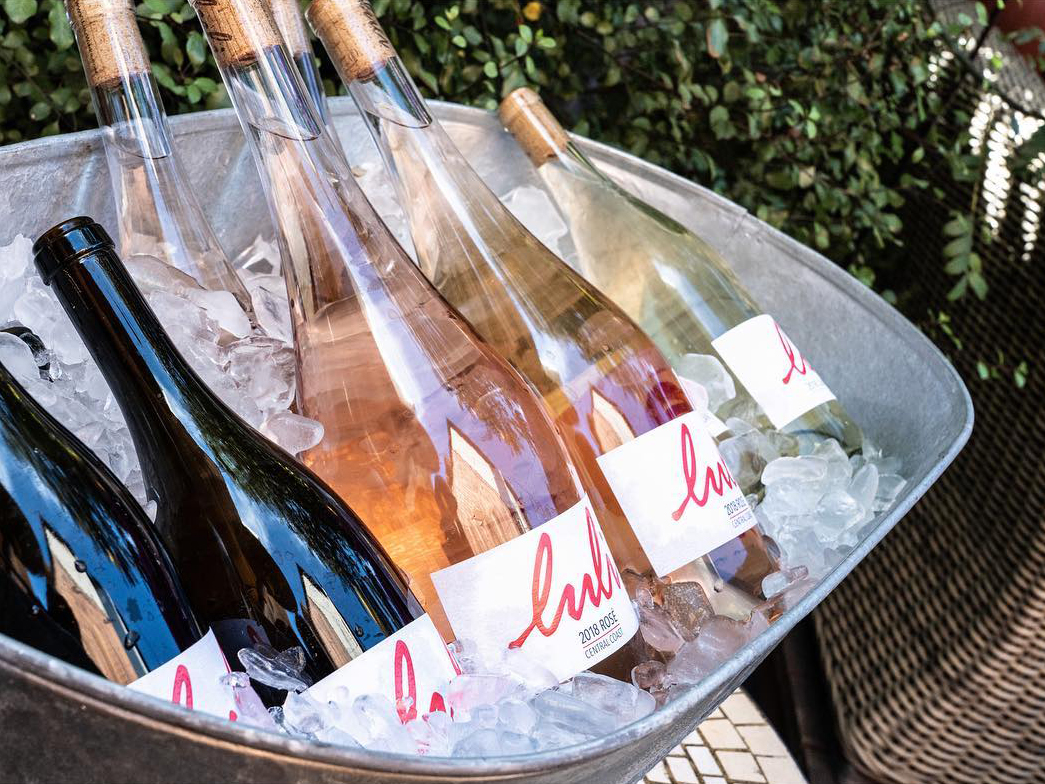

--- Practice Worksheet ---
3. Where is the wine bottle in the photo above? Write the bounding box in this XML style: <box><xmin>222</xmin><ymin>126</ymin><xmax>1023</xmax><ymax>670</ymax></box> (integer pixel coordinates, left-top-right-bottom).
<box><xmin>310</xmin><ymin>0</ymin><xmax>778</xmax><ymax>615</ymax></box>
<box><xmin>188</xmin><ymin>0</ymin><xmax>638</xmax><ymax>681</ymax></box>
<box><xmin>0</xmin><ymin>355</ymin><xmax>200</xmax><ymax>682</ymax></box>
<box><xmin>65</xmin><ymin>0</ymin><xmax>252</xmax><ymax>311</ymax></box>
<box><xmin>270</xmin><ymin>0</ymin><xmax>346</xmax><ymax>154</ymax></box>
<box><xmin>34</xmin><ymin>217</ymin><xmax>419</xmax><ymax>684</ymax></box>
<box><xmin>499</xmin><ymin>88</ymin><xmax>863</xmax><ymax>453</ymax></box>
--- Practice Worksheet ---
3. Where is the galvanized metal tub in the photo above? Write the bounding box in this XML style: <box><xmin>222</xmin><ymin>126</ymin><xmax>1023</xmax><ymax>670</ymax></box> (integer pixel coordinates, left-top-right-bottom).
<box><xmin>0</xmin><ymin>99</ymin><xmax>973</xmax><ymax>783</ymax></box>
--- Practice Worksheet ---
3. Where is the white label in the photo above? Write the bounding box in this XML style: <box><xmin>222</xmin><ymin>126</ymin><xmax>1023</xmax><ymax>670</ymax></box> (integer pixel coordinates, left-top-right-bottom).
<box><xmin>128</xmin><ymin>630</ymin><xmax>269</xmax><ymax>726</ymax></box>
<box><xmin>596</xmin><ymin>411</ymin><xmax>756</xmax><ymax>577</ymax></box>
<box><xmin>712</xmin><ymin>314</ymin><xmax>835</xmax><ymax>429</ymax></box>
<box><xmin>307</xmin><ymin>615</ymin><xmax>460</xmax><ymax>723</ymax></box>
<box><xmin>430</xmin><ymin>496</ymin><xmax>638</xmax><ymax>682</ymax></box>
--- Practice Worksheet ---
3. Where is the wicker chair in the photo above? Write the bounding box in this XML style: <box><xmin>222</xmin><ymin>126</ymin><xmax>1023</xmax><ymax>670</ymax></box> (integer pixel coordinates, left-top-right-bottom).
<box><xmin>814</xmin><ymin>3</ymin><xmax>1045</xmax><ymax>783</ymax></box>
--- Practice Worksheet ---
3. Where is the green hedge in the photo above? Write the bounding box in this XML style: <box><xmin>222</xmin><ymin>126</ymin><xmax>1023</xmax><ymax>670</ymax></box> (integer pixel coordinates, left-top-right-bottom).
<box><xmin>0</xmin><ymin>0</ymin><xmax>1041</xmax><ymax>381</ymax></box>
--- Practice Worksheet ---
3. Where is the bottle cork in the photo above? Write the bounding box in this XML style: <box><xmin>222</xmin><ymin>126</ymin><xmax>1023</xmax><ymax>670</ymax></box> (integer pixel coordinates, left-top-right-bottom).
<box><xmin>190</xmin><ymin>0</ymin><xmax>282</xmax><ymax>68</ymax></box>
<box><xmin>498</xmin><ymin>87</ymin><xmax>569</xmax><ymax>167</ymax></box>
<box><xmin>306</xmin><ymin>0</ymin><xmax>395</xmax><ymax>83</ymax></box>
<box><xmin>66</xmin><ymin>0</ymin><xmax>150</xmax><ymax>89</ymax></box>
<box><xmin>270</xmin><ymin>0</ymin><xmax>311</xmax><ymax>56</ymax></box>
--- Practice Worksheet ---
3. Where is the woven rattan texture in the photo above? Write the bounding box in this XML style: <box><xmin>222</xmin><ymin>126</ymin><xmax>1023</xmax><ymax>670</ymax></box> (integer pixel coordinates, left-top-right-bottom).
<box><xmin>815</xmin><ymin>8</ymin><xmax>1045</xmax><ymax>783</ymax></box>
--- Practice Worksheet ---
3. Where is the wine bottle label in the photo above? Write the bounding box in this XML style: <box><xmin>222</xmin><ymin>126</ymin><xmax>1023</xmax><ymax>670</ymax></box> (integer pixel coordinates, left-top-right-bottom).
<box><xmin>307</xmin><ymin>615</ymin><xmax>460</xmax><ymax>724</ymax></box>
<box><xmin>430</xmin><ymin>495</ymin><xmax>638</xmax><ymax>682</ymax></box>
<box><xmin>712</xmin><ymin>314</ymin><xmax>836</xmax><ymax>429</ymax></box>
<box><xmin>597</xmin><ymin>410</ymin><xmax>757</xmax><ymax>577</ymax></box>
<box><xmin>128</xmin><ymin>629</ymin><xmax>270</xmax><ymax>726</ymax></box>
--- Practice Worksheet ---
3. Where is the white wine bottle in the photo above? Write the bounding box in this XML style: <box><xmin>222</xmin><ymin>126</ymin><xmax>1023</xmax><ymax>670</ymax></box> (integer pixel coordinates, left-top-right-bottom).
<box><xmin>499</xmin><ymin>88</ymin><xmax>863</xmax><ymax>454</ymax></box>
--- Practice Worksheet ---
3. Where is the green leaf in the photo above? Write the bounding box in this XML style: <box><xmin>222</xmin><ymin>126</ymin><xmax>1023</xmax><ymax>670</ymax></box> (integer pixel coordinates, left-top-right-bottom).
<box><xmin>4</xmin><ymin>0</ymin><xmax>36</xmax><ymax>24</ymax></box>
<box><xmin>483</xmin><ymin>61</ymin><xmax>497</xmax><ymax>78</ymax></box>
<box><xmin>186</xmin><ymin>32</ymin><xmax>207</xmax><ymax>67</ymax></box>
<box><xmin>706</xmin><ymin>18</ymin><xmax>728</xmax><ymax>59</ymax></box>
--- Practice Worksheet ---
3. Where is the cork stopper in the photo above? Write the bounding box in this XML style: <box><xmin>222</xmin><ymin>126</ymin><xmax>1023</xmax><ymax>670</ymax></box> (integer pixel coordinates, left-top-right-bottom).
<box><xmin>270</xmin><ymin>0</ymin><xmax>311</xmax><ymax>56</ymax></box>
<box><xmin>307</xmin><ymin>0</ymin><xmax>395</xmax><ymax>83</ymax></box>
<box><xmin>499</xmin><ymin>88</ymin><xmax>569</xmax><ymax>166</ymax></box>
<box><xmin>66</xmin><ymin>0</ymin><xmax>150</xmax><ymax>89</ymax></box>
<box><xmin>191</xmin><ymin>0</ymin><xmax>282</xmax><ymax>68</ymax></box>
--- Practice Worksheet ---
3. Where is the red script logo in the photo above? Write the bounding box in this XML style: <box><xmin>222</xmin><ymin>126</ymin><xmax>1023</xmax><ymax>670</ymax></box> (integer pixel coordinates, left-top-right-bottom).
<box><xmin>393</xmin><ymin>639</ymin><xmax>448</xmax><ymax>723</ymax></box>
<box><xmin>775</xmin><ymin>321</ymin><xmax>809</xmax><ymax>385</ymax></box>
<box><xmin>671</xmin><ymin>422</ymin><xmax>737</xmax><ymax>521</ymax></box>
<box><xmin>507</xmin><ymin>509</ymin><xmax>622</xmax><ymax>650</ymax></box>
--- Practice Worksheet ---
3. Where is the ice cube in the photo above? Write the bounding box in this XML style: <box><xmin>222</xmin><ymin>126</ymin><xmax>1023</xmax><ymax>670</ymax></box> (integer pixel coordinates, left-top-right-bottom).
<box><xmin>260</xmin><ymin>411</ymin><xmax>325</xmax><ymax>455</ymax></box>
<box><xmin>631</xmin><ymin>660</ymin><xmax>667</xmax><ymax>692</ymax></box>
<box><xmin>812</xmin><ymin>439</ymin><xmax>852</xmax><ymax>486</ymax></box>
<box><xmin>815</xmin><ymin>489</ymin><xmax>864</xmax><ymax>532</ymax></box>
<box><xmin>238</xmin><ymin>644</ymin><xmax>309</xmax><ymax>693</ymax></box>
<box><xmin>660</xmin><ymin>581</ymin><xmax>713</xmax><ymax>641</ymax></box>
<box><xmin>497</xmin><ymin>699</ymin><xmax>538</xmax><ymax>735</ymax></box>
<box><xmin>762</xmin><ymin>455</ymin><xmax>828</xmax><ymax>486</ymax></box>
<box><xmin>500</xmin><ymin>185</ymin><xmax>569</xmax><ymax>251</ymax></box>
<box><xmin>570</xmin><ymin>671</ymin><xmax>655</xmax><ymax>725</ymax></box>
<box><xmin>247</xmin><ymin>276</ymin><xmax>294</xmax><ymax>344</ymax></box>
<box><xmin>0</xmin><ymin>332</ymin><xmax>41</xmax><ymax>382</ymax></box>
<box><xmin>667</xmin><ymin>615</ymin><xmax>747</xmax><ymax>685</ymax></box>
<box><xmin>283</xmin><ymin>690</ymin><xmax>330</xmax><ymax>735</ymax></box>
<box><xmin>446</xmin><ymin>674</ymin><xmax>524</xmax><ymax>716</ymax></box>
<box><xmin>499</xmin><ymin>647</ymin><xmax>560</xmax><ymax>695</ymax></box>
<box><xmin>848</xmin><ymin>463</ymin><xmax>879</xmax><ymax>517</ymax></box>
<box><xmin>874</xmin><ymin>474</ymin><xmax>907</xmax><ymax>511</ymax></box>
<box><xmin>717</xmin><ymin>428</ymin><xmax>780</xmax><ymax>491</ymax></box>
<box><xmin>186</xmin><ymin>289</ymin><xmax>252</xmax><ymax>339</ymax></box>
<box><xmin>635</xmin><ymin>601</ymin><xmax>685</xmax><ymax>656</ymax></box>
<box><xmin>531</xmin><ymin>689</ymin><xmax>616</xmax><ymax>737</ymax></box>
<box><xmin>125</xmin><ymin>253</ymin><xmax>204</xmax><ymax>295</ymax></box>
<box><xmin>674</xmin><ymin>353</ymin><xmax>736</xmax><ymax>411</ymax></box>
<box><xmin>452</xmin><ymin>727</ymin><xmax>503</xmax><ymax>757</ymax></box>
<box><xmin>227</xmin><ymin>337</ymin><xmax>297</xmax><ymax>414</ymax></box>
<box><xmin>0</xmin><ymin>234</ymin><xmax>32</xmax><ymax>281</ymax></box>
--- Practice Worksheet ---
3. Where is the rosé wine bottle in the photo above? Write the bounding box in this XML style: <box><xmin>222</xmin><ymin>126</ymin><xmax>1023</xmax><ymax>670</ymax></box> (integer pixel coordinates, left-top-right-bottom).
<box><xmin>498</xmin><ymin>88</ymin><xmax>862</xmax><ymax>456</ymax></box>
<box><xmin>65</xmin><ymin>0</ymin><xmax>251</xmax><ymax>312</ymax></box>
<box><xmin>191</xmin><ymin>0</ymin><xmax>637</xmax><ymax>682</ymax></box>
<box><xmin>309</xmin><ymin>0</ymin><xmax>780</xmax><ymax>619</ymax></box>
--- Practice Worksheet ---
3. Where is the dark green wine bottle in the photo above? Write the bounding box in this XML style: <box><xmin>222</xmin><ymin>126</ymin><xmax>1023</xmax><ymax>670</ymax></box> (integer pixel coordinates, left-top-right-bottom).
<box><xmin>34</xmin><ymin>217</ymin><xmax>419</xmax><ymax>683</ymax></box>
<box><xmin>0</xmin><ymin>356</ymin><xmax>201</xmax><ymax>683</ymax></box>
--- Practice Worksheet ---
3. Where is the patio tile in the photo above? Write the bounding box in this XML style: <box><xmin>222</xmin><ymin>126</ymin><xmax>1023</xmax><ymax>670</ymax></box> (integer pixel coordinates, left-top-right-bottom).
<box><xmin>698</xmin><ymin>718</ymin><xmax>746</xmax><ymax>750</ymax></box>
<box><xmin>666</xmin><ymin>755</ymin><xmax>701</xmax><ymax>783</ymax></box>
<box><xmin>737</xmin><ymin>724</ymin><xmax>789</xmax><ymax>757</ymax></box>
<box><xmin>756</xmin><ymin>754</ymin><xmax>808</xmax><ymax>784</ymax></box>
<box><xmin>720</xmin><ymin>691</ymin><xmax>764</xmax><ymax>725</ymax></box>
<box><xmin>645</xmin><ymin>688</ymin><xmax>807</xmax><ymax>784</ymax></box>
<box><xmin>717</xmin><ymin>750</ymin><xmax>766</xmax><ymax>783</ymax></box>
<box><xmin>644</xmin><ymin>760</ymin><xmax>672</xmax><ymax>783</ymax></box>
<box><xmin>686</xmin><ymin>744</ymin><xmax>722</xmax><ymax>776</ymax></box>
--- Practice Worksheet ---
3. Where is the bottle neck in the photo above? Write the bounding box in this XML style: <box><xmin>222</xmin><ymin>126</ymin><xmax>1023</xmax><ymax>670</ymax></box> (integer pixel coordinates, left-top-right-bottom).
<box><xmin>347</xmin><ymin>58</ymin><xmax>533</xmax><ymax>279</ymax></box>
<box><xmin>47</xmin><ymin>247</ymin><xmax>221</xmax><ymax>468</ymax></box>
<box><xmin>217</xmin><ymin>44</ymin><xmax>428</xmax><ymax>325</ymax></box>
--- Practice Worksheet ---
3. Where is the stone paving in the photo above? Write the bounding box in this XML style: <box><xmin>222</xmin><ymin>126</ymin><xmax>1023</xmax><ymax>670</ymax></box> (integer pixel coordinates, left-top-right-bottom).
<box><xmin>643</xmin><ymin>691</ymin><xmax>807</xmax><ymax>784</ymax></box>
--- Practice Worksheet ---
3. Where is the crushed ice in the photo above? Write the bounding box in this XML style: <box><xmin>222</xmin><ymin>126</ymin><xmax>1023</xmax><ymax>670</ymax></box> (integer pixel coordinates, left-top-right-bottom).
<box><xmin>0</xmin><ymin>234</ymin><xmax>323</xmax><ymax>506</ymax></box>
<box><xmin>0</xmin><ymin>165</ymin><xmax>908</xmax><ymax>757</ymax></box>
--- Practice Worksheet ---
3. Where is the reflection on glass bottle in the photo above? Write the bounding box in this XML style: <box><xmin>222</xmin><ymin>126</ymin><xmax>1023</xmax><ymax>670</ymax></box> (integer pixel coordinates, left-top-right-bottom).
<box><xmin>0</xmin><ymin>358</ymin><xmax>201</xmax><ymax>684</ymax></box>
